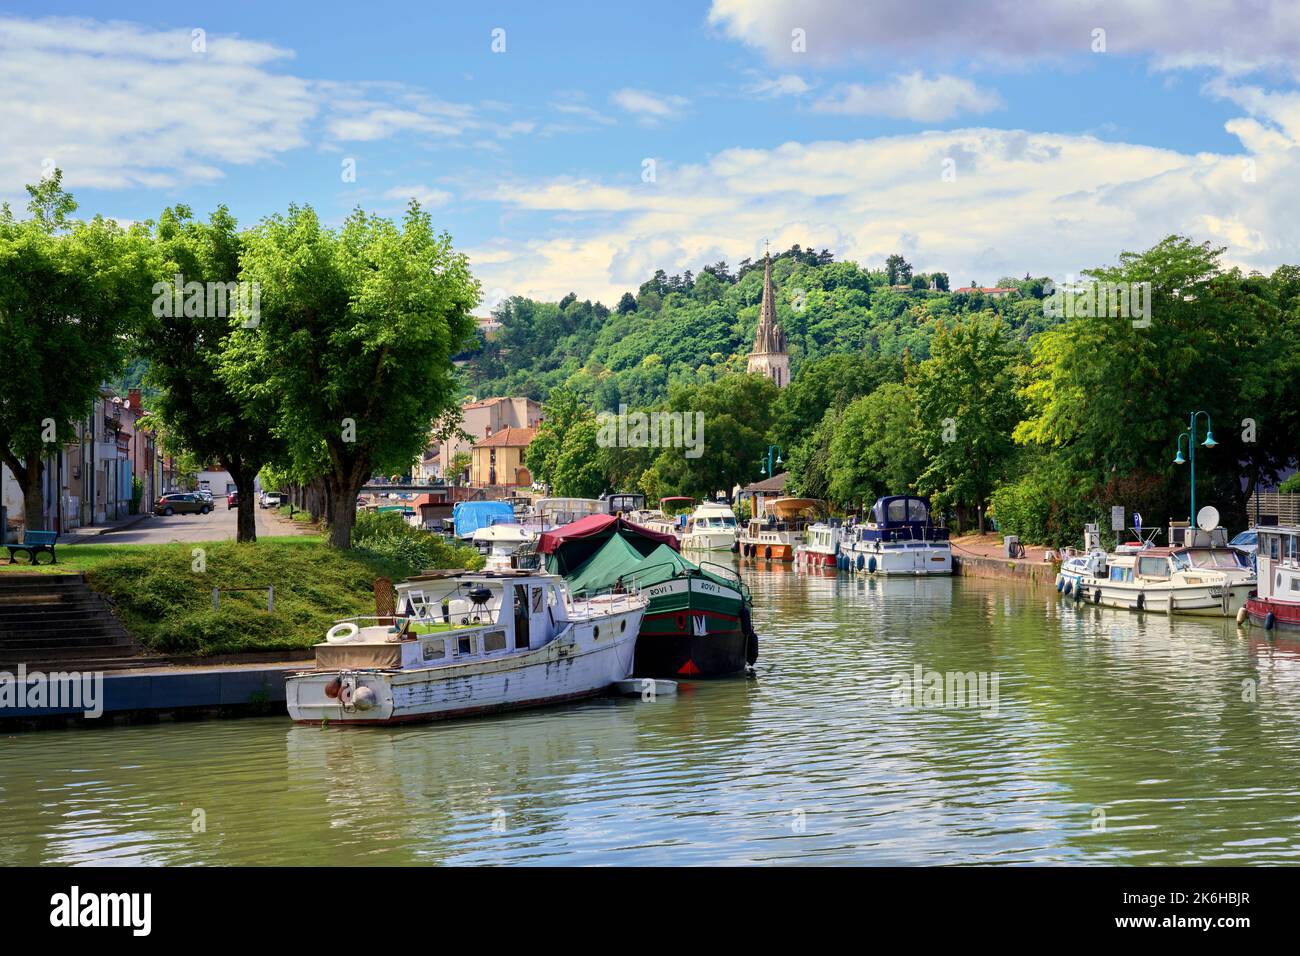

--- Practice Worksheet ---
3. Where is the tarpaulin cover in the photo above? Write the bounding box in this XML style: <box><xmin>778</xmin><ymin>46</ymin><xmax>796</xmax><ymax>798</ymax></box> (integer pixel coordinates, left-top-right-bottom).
<box><xmin>452</xmin><ymin>501</ymin><xmax>516</xmax><ymax>537</ymax></box>
<box><xmin>555</xmin><ymin>534</ymin><xmax>729</xmax><ymax>597</ymax></box>
<box><xmin>536</xmin><ymin>514</ymin><xmax>678</xmax><ymax>574</ymax></box>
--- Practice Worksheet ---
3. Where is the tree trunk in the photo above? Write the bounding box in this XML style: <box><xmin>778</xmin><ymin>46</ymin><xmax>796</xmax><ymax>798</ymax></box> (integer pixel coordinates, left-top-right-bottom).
<box><xmin>326</xmin><ymin>474</ymin><xmax>357</xmax><ymax>548</ymax></box>
<box><xmin>224</xmin><ymin>459</ymin><xmax>259</xmax><ymax>544</ymax></box>
<box><xmin>8</xmin><ymin>455</ymin><xmax>46</xmax><ymax>532</ymax></box>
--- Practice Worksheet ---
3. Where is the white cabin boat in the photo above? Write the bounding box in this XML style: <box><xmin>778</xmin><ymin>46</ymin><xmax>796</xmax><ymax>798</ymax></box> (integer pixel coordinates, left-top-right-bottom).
<box><xmin>285</xmin><ymin>570</ymin><xmax>646</xmax><ymax>724</ymax></box>
<box><xmin>1244</xmin><ymin>525</ymin><xmax>1300</xmax><ymax>630</ymax></box>
<box><xmin>470</xmin><ymin>523</ymin><xmax>535</xmax><ymax>571</ymax></box>
<box><xmin>681</xmin><ymin>501</ymin><xmax>738</xmax><ymax>552</ymax></box>
<box><xmin>841</xmin><ymin>496</ymin><xmax>952</xmax><ymax>575</ymax></box>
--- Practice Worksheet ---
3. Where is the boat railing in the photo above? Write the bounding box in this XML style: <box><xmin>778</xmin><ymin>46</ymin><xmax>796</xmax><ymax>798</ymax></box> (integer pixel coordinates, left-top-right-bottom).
<box><xmin>566</xmin><ymin>580</ymin><xmax>646</xmax><ymax>617</ymax></box>
<box><xmin>697</xmin><ymin>560</ymin><xmax>753</xmax><ymax>603</ymax></box>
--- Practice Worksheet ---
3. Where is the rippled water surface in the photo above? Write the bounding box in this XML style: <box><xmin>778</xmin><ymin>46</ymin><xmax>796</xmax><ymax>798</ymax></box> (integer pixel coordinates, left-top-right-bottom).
<box><xmin>4</xmin><ymin>566</ymin><xmax>1300</xmax><ymax>865</ymax></box>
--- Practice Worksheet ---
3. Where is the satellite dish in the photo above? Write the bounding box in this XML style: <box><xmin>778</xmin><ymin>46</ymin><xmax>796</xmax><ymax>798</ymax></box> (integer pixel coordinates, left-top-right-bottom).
<box><xmin>1197</xmin><ymin>505</ymin><xmax>1220</xmax><ymax>532</ymax></box>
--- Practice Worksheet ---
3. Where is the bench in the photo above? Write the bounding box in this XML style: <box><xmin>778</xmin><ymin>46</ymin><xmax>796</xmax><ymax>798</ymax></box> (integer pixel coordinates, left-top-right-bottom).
<box><xmin>5</xmin><ymin>530</ymin><xmax>58</xmax><ymax>564</ymax></box>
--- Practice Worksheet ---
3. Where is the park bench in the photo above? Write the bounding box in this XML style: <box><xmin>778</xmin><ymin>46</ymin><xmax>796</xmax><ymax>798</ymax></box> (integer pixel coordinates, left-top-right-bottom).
<box><xmin>4</xmin><ymin>529</ymin><xmax>58</xmax><ymax>564</ymax></box>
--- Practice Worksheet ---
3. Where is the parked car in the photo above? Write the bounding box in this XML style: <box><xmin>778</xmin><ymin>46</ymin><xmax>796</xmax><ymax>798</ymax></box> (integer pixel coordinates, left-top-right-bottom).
<box><xmin>154</xmin><ymin>493</ymin><xmax>210</xmax><ymax>516</ymax></box>
<box><xmin>196</xmin><ymin>490</ymin><xmax>215</xmax><ymax>505</ymax></box>
<box><xmin>227</xmin><ymin>491</ymin><xmax>239</xmax><ymax>510</ymax></box>
<box><xmin>259</xmin><ymin>491</ymin><xmax>284</xmax><ymax>509</ymax></box>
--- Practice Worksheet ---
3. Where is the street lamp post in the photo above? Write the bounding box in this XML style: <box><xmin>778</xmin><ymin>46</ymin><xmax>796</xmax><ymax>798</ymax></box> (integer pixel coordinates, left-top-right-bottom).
<box><xmin>1173</xmin><ymin>410</ymin><xmax>1217</xmax><ymax>526</ymax></box>
<box><xmin>762</xmin><ymin>445</ymin><xmax>782</xmax><ymax>478</ymax></box>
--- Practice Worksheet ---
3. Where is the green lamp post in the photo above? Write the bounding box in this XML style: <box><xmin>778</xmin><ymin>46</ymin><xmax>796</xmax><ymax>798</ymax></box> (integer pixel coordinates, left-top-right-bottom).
<box><xmin>762</xmin><ymin>445</ymin><xmax>782</xmax><ymax>478</ymax></box>
<box><xmin>1173</xmin><ymin>411</ymin><xmax>1216</xmax><ymax>525</ymax></box>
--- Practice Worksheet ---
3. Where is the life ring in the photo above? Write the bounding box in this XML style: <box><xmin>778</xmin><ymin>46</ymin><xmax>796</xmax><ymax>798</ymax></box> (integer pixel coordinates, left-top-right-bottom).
<box><xmin>326</xmin><ymin>622</ymin><xmax>360</xmax><ymax>644</ymax></box>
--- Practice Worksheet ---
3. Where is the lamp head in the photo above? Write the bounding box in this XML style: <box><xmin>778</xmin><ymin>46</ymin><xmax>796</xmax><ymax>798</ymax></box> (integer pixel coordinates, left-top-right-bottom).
<box><xmin>1173</xmin><ymin>450</ymin><xmax>1186</xmax><ymax>465</ymax></box>
<box><xmin>1202</xmin><ymin>430</ymin><xmax>1217</xmax><ymax>448</ymax></box>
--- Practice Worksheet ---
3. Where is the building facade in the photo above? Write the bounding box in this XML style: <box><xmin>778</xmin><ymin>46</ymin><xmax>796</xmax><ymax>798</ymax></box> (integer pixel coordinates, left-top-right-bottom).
<box><xmin>435</xmin><ymin>396</ymin><xmax>542</xmax><ymax>481</ymax></box>
<box><xmin>747</xmin><ymin>253</ymin><xmax>790</xmax><ymax>387</ymax></box>
<box><xmin>469</xmin><ymin>426</ymin><xmax>536</xmax><ymax>488</ymax></box>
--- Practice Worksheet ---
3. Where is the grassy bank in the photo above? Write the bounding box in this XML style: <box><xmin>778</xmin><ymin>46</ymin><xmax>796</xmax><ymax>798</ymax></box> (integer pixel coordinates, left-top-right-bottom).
<box><xmin>57</xmin><ymin>519</ymin><xmax>483</xmax><ymax>656</ymax></box>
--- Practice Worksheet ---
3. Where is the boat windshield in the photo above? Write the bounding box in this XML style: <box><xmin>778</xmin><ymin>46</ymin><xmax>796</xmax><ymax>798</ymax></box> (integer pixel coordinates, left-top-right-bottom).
<box><xmin>1183</xmin><ymin>548</ymin><xmax>1247</xmax><ymax>569</ymax></box>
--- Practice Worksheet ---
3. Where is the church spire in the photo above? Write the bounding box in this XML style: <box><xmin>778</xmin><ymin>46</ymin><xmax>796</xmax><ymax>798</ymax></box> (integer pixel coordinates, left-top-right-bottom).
<box><xmin>752</xmin><ymin>252</ymin><xmax>786</xmax><ymax>355</ymax></box>
<box><xmin>747</xmin><ymin>249</ymin><xmax>790</xmax><ymax>387</ymax></box>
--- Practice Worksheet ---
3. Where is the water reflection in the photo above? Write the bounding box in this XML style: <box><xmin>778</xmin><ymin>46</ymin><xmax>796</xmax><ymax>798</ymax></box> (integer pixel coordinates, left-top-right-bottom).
<box><xmin>1</xmin><ymin>568</ymin><xmax>1299</xmax><ymax>864</ymax></box>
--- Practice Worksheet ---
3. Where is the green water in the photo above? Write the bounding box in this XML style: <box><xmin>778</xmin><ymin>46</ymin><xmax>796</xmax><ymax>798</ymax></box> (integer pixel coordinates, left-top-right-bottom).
<box><xmin>3</xmin><ymin>566</ymin><xmax>1300</xmax><ymax>865</ymax></box>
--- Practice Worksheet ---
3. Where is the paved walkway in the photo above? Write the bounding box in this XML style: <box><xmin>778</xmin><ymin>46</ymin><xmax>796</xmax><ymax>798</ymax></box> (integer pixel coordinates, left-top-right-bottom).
<box><xmin>59</xmin><ymin>506</ymin><xmax>314</xmax><ymax>545</ymax></box>
<box><xmin>949</xmin><ymin>533</ymin><xmax>1057</xmax><ymax>563</ymax></box>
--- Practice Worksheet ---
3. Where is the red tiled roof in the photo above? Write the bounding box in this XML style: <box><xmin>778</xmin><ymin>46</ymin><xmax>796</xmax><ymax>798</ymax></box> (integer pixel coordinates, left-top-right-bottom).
<box><xmin>475</xmin><ymin>426</ymin><xmax>537</xmax><ymax>448</ymax></box>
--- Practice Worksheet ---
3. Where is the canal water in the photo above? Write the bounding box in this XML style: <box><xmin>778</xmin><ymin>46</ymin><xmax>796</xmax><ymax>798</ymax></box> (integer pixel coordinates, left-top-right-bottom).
<box><xmin>4</xmin><ymin>565</ymin><xmax>1300</xmax><ymax>865</ymax></box>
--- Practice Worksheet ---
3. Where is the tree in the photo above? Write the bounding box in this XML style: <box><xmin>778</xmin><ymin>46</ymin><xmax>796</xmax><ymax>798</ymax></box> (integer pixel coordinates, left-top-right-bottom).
<box><xmin>1015</xmin><ymin>236</ymin><xmax>1298</xmax><ymax>528</ymax></box>
<box><xmin>137</xmin><ymin>205</ymin><xmax>281</xmax><ymax>542</ymax></box>
<box><xmin>223</xmin><ymin>202</ymin><xmax>478</xmax><ymax>548</ymax></box>
<box><xmin>616</xmin><ymin>291</ymin><xmax>637</xmax><ymax>314</ymax></box>
<box><xmin>826</xmin><ymin>383</ymin><xmax>924</xmax><ymax>507</ymax></box>
<box><xmin>0</xmin><ymin>171</ymin><xmax>154</xmax><ymax>530</ymax></box>
<box><xmin>913</xmin><ymin>316</ymin><xmax>1023</xmax><ymax>532</ymax></box>
<box><xmin>885</xmin><ymin>254</ymin><xmax>913</xmax><ymax>286</ymax></box>
<box><xmin>932</xmin><ymin>272</ymin><xmax>950</xmax><ymax>292</ymax></box>
<box><xmin>640</xmin><ymin>374</ymin><xmax>779</xmax><ymax>500</ymax></box>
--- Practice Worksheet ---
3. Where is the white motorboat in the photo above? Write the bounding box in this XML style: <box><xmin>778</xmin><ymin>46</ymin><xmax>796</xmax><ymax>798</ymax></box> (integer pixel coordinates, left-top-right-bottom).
<box><xmin>681</xmin><ymin>500</ymin><xmax>739</xmax><ymax>552</ymax></box>
<box><xmin>1057</xmin><ymin>512</ymin><xmax>1254</xmax><ymax>616</ymax></box>
<box><xmin>841</xmin><ymin>496</ymin><xmax>952</xmax><ymax>575</ymax></box>
<box><xmin>285</xmin><ymin>569</ymin><xmax>646</xmax><ymax>724</ymax></box>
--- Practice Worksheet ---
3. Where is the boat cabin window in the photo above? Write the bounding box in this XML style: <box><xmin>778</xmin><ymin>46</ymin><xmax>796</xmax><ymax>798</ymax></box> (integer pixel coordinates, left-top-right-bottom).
<box><xmin>483</xmin><ymin>630</ymin><xmax>508</xmax><ymax>653</ymax></box>
<box><xmin>1184</xmin><ymin>548</ymin><xmax>1246</xmax><ymax>569</ymax></box>
<box><xmin>1138</xmin><ymin>556</ymin><xmax>1170</xmax><ymax>579</ymax></box>
<box><xmin>422</xmin><ymin>639</ymin><xmax>447</xmax><ymax>662</ymax></box>
<box><xmin>457</xmin><ymin>635</ymin><xmax>474</xmax><ymax>656</ymax></box>
<box><xmin>1270</xmin><ymin>536</ymin><xmax>1281</xmax><ymax>560</ymax></box>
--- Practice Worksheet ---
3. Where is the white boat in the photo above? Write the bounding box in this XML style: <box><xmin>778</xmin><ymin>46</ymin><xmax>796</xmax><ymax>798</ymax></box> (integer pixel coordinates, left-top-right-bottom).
<box><xmin>681</xmin><ymin>501</ymin><xmax>739</xmax><ymax>552</ymax></box>
<box><xmin>1058</xmin><ymin>513</ymin><xmax>1255</xmax><ymax>616</ymax></box>
<box><xmin>285</xmin><ymin>569</ymin><xmax>646</xmax><ymax>724</ymax></box>
<box><xmin>470</xmin><ymin>523</ymin><xmax>535</xmax><ymax>571</ymax></box>
<box><xmin>841</xmin><ymin>496</ymin><xmax>952</xmax><ymax>574</ymax></box>
<box><xmin>1244</xmin><ymin>525</ymin><xmax>1300</xmax><ymax>630</ymax></box>
<box><xmin>533</xmin><ymin>497</ymin><xmax>605</xmax><ymax>528</ymax></box>
<box><xmin>795</xmin><ymin>521</ymin><xmax>844</xmax><ymax>569</ymax></box>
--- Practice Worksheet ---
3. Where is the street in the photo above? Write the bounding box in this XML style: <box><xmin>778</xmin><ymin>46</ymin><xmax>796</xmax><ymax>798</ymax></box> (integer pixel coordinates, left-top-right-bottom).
<box><xmin>75</xmin><ymin>503</ymin><xmax>312</xmax><ymax>545</ymax></box>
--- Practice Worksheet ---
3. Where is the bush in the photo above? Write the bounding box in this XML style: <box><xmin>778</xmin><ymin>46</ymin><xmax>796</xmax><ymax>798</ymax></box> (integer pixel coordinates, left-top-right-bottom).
<box><xmin>990</xmin><ymin>456</ymin><xmax>1094</xmax><ymax>548</ymax></box>
<box><xmin>85</xmin><ymin>535</ymin><xmax>476</xmax><ymax>657</ymax></box>
<box><xmin>352</xmin><ymin>510</ymin><xmax>483</xmax><ymax>573</ymax></box>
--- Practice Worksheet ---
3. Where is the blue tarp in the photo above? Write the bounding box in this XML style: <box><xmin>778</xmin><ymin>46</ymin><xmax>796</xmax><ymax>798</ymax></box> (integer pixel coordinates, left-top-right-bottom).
<box><xmin>452</xmin><ymin>501</ymin><xmax>516</xmax><ymax>537</ymax></box>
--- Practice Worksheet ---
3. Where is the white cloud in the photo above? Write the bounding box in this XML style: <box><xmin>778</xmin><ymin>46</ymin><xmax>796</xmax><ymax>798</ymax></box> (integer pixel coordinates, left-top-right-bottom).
<box><xmin>0</xmin><ymin>16</ymin><xmax>316</xmax><ymax>192</ymax></box>
<box><xmin>0</xmin><ymin>16</ymin><xmax>527</xmax><ymax>199</ymax></box>
<box><xmin>383</xmin><ymin>185</ymin><xmax>453</xmax><ymax>208</ymax></box>
<box><xmin>610</xmin><ymin>88</ymin><xmax>689</xmax><ymax>121</ymax></box>
<box><xmin>707</xmin><ymin>0</ymin><xmax>1300</xmax><ymax>66</ymax></box>
<box><xmin>747</xmin><ymin>74</ymin><xmax>812</xmax><ymax>97</ymax></box>
<box><xmin>813</xmin><ymin>73</ymin><xmax>1003</xmax><ymax>122</ymax></box>
<box><xmin>470</xmin><ymin>122</ymin><xmax>1300</xmax><ymax>304</ymax></box>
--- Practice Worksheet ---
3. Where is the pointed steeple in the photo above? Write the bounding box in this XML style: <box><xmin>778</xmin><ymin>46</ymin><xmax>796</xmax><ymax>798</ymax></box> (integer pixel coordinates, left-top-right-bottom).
<box><xmin>752</xmin><ymin>253</ymin><xmax>787</xmax><ymax>354</ymax></box>
<box><xmin>747</xmin><ymin>249</ymin><xmax>790</xmax><ymax>387</ymax></box>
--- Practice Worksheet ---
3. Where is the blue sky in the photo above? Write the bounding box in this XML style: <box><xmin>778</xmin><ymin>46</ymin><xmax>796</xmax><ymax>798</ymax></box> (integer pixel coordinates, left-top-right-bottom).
<box><xmin>4</xmin><ymin>1</ymin><xmax>1300</xmax><ymax>305</ymax></box>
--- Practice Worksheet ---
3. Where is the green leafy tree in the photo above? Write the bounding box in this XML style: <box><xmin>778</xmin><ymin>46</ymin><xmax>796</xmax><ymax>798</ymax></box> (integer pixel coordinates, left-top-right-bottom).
<box><xmin>913</xmin><ymin>316</ymin><xmax>1024</xmax><ymax>532</ymax></box>
<box><xmin>0</xmin><ymin>171</ymin><xmax>155</xmax><ymax>530</ymax></box>
<box><xmin>827</xmin><ymin>383</ymin><xmax>925</xmax><ymax>508</ymax></box>
<box><xmin>223</xmin><ymin>202</ymin><xmax>478</xmax><ymax>548</ymax></box>
<box><xmin>138</xmin><ymin>205</ymin><xmax>282</xmax><ymax>542</ymax></box>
